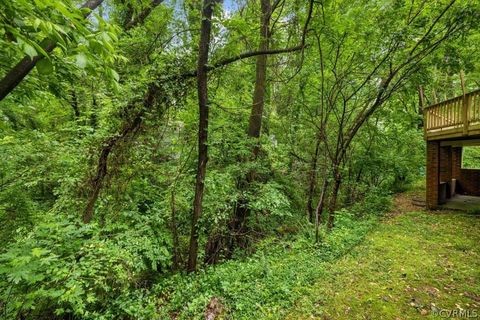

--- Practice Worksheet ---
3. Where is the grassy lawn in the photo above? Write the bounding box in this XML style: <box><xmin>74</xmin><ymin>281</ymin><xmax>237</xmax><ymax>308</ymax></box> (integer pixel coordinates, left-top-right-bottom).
<box><xmin>287</xmin><ymin>210</ymin><xmax>480</xmax><ymax>319</ymax></box>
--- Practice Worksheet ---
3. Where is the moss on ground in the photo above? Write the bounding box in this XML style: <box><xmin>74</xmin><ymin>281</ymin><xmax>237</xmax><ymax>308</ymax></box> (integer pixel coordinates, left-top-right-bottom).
<box><xmin>287</xmin><ymin>211</ymin><xmax>480</xmax><ymax>319</ymax></box>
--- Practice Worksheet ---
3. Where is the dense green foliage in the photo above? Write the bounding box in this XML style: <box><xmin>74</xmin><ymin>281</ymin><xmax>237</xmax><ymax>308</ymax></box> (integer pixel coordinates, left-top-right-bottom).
<box><xmin>0</xmin><ymin>195</ymin><xmax>391</xmax><ymax>319</ymax></box>
<box><xmin>1</xmin><ymin>0</ymin><xmax>479</xmax><ymax>318</ymax></box>
<box><xmin>462</xmin><ymin>146</ymin><xmax>480</xmax><ymax>169</ymax></box>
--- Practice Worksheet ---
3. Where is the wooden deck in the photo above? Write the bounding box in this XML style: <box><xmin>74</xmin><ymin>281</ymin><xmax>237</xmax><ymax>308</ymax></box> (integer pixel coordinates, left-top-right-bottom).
<box><xmin>424</xmin><ymin>89</ymin><xmax>480</xmax><ymax>141</ymax></box>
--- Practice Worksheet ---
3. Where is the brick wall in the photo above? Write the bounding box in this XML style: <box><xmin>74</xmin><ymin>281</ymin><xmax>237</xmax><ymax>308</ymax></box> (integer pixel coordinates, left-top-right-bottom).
<box><xmin>439</xmin><ymin>146</ymin><xmax>452</xmax><ymax>183</ymax></box>
<box><xmin>452</xmin><ymin>147</ymin><xmax>462</xmax><ymax>180</ymax></box>
<box><xmin>459</xmin><ymin>169</ymin><xmax>480</xmax><ymax>196</ymax></box>
<box><xmin>426</xmin><ymin>141</ymin><xmax>440</xmax><ymax>209</ymax></box>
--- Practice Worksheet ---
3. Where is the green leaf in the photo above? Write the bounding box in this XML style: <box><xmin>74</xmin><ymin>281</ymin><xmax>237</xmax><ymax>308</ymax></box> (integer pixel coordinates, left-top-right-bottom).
<box><xmin>23</xmin><ymin>43</ymin><xmax>37</xmax><ymax>59</ymax></box>
<box><xmin>111</xmin><ymin>69</ymin><xmax>119</xmax><ymax>82</ymax></box>
<box><xmin>75</xmin><ymin>53</ymin><xmax>88</xmax><ymax>69</ymax></box>
<box><xmin>31</xmin><ymin>247</ymin><xmax>48</xmax><ymax>257</ymax></box>
<box><xmin>36</xmin><ymin>59</ymin><xmax>54</xmax><ymax>75</ymax></box>
<box><xmin>30</xmin><ymin>39</ymin><xmax>51</xmax><ymax>58</ymax></box>
<box><xmin>33</xmin><ymin>18</ymin><xmax>42</xmax><ymax>31</ymax></box>
<box><xmin>108</xmin><ymin>68</ymin><xmax>119</xmax><ymax>82</ymax></box>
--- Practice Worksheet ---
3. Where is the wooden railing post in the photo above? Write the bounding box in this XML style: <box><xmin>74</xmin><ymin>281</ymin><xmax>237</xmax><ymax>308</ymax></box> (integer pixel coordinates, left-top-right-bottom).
<box><xmin>460</xmin><ymin>71</ymin><xmax>469</xmax><ymax>135</ymax></box>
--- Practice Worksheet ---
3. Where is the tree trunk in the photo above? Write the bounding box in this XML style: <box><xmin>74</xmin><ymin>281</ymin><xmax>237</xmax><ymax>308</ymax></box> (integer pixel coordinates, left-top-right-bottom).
<box><xmin>187</xmin><ymin>0</ymin><xmax>215</xmax><ymax>273</ymax></box>
<box><xmin>0</xmin><ymin>0</ymin><xmax>104</xmax><ymax>102</ymax></box>
<box><xmin>327</xmin><ymin>166</ymin><xmax>342</xmax><ymax>230</ymax></box>
<box><xmin>230</xmin><ymin>0</ymin><xmax>271</xmax><ymax>249</ymax></box>
<box><xmin>170</xmin><ymin>190</ymin><xmax>181</xmax><ymax>270</ymax></box>
<box><xmin>83</xmin><ymin>113</ymin><xmax>143</xmax><ymax>223</ymax></box>
<box><xmin>70</xmin><ymin>87</ymin><xmax>80</xmax><ymax>119</ymax></box>
<box><xmin>90</xmin><ymin>90</ymin><xmax>98</xmax><ymax>129</ymax></box>
<box><xmin>204</xmin><ymin>232</ymin><xmax>223</xmax><ymax>265</ymax></box>
<box><xmin>247</xmin><ymin>0</ymin><xmax>271</xmax><ymax>141</ymax></box>
<box><xmin>314</xmin><ymin>175</ymin><xmax>328</xmax><ymax>242</ymax></box>
<box><xmin>307</xmin><ymin>138</ymin><xmax>321</xmax><ymax>222</ymax></box>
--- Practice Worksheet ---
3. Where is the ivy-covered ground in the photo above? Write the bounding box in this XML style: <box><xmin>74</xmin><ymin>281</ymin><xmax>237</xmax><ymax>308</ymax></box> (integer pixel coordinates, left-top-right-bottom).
<box><xmin>158</xmin><ymin>194</ymin><xmax>480</xmax><ymax>319</ymax></box>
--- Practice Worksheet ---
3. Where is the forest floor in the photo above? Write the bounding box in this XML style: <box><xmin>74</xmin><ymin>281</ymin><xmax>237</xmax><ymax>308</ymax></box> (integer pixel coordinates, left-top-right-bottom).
<box><xmin>286</xmin><ymin>192</ymin><xmax>480</xmax><ymax>319</ymax></box>
<box><xmin>161</xmin><ymin>191</ymin><xmax>480</xmax><ymax>319</ymax></box>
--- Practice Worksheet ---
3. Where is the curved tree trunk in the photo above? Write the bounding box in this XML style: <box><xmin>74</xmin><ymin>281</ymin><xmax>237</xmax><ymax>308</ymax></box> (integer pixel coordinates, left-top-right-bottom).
<box><xmin>83</xmin><ymin>112</ymin><xmax>143</xmax><ymax>223</ymax></box>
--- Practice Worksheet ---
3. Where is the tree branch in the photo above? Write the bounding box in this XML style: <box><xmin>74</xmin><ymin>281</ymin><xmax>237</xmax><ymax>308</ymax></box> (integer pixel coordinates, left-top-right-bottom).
<box><xmin>0</xmin><ymin>0</ymin><xmax>105</xmax><ymax>102</ymax></box>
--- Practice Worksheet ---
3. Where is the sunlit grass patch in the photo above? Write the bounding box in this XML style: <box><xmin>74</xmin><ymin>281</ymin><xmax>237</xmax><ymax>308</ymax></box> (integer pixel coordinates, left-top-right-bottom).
<box><xmin>288</xmin><ymin>211</ymin><xmax>480</xmax><ymax>319</ymax></box>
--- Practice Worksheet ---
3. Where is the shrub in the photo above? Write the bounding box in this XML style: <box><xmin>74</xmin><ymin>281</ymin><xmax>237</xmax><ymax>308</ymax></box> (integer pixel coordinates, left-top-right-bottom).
<box><xmin>0</xmin><ymin>213</ymin><xmax>169</xmax><ymax>319</ymax></box>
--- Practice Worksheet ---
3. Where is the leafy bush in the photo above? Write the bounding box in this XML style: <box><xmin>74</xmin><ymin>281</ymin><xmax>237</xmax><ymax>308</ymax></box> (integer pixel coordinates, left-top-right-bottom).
<box><xmin>0</xmin><ymin>213</ymin><xmax>169</xmax><ymax>319</ymax></box>
<box><xmin>350</xmin><ymin>189</ymin><xmax>393</xmax><ymax>217</ymax></box>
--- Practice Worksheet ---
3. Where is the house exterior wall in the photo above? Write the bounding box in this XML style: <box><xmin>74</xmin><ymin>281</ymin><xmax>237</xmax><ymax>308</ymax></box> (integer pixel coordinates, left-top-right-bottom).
<box><xmin>459</xmin><ymin>169</ymin><xmax>480</xmax><ymax>196</ymax></box>
<box><xmin>439</xmin><ymin>146</ymin><xmax>452</xmax><ymax>183</ymax></box>
<box><xmin>452</xmin><ymin>147</ymin><xmax>462</xmax><ymax>180</ymax></box>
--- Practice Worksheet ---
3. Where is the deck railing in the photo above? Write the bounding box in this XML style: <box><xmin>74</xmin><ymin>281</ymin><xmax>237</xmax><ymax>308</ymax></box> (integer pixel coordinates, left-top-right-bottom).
<box><xmin>424</xmin><ymin>89</ymin><xmax>480</xmax><ymax>140</ymax></box>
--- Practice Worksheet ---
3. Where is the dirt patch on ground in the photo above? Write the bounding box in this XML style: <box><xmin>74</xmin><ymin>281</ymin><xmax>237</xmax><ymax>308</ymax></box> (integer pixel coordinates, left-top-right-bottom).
<box><xmin>205</xmin><ymin>297</ymin><xmax>225</xmax><ymax>320</ymax></box>
<box><xmin>389</xmin><ymin>191</ymin><xmax>426</xmax><ymax>216</ymax></box>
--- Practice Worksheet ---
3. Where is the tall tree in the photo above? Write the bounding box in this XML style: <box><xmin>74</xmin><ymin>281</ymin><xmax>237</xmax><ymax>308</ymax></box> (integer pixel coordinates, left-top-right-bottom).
<box><xmin>187</xmin><ymin>0</ymin><xmax>216</xmax><ymax>273</ymax></box>
<box><xmin>311</xmin><ymin>0</ymin><xmax>470</xmax><ymax>230</ymax></box>
<box><xmin>247</xmin><ymin>0</ymin><xmax>271</xmax><ymax>142</ymax></box>
<box><xmin>229</xmin><ymin>0</ymin><xmax>272</xmax><ymax>251</ymax></box>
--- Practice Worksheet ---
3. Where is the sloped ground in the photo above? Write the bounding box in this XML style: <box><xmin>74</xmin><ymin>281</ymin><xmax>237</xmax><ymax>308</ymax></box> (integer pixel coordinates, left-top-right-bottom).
<box><xmin>157</xmin><ymin>192</ymin><xmax>479</xmax><ymax>320</ymax></box>
<box><xmin>287</xmin><ymin>203</ymin><xmax>480</xmax><ymax>319</ymax></box>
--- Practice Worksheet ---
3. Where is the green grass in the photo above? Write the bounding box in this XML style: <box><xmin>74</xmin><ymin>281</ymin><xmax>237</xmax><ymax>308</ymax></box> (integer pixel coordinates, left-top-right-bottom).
<box><xmin>287</xmin><ymin>211</ymin><xmax>480</xmax><ymax>319</ymax></box>
<box><xmin>154</xmin><ymin>206</ymin><xmax>480</xmax><ymax>320</ymax></box>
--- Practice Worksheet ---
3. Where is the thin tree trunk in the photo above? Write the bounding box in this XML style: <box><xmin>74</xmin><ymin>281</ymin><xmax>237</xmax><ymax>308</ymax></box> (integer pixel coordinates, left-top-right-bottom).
<box><xmin>0</xmin><ymin>0</ymin><xmax>104</xmax><ymax>102</ymax></box>
<box><xmin>327</xmin><ymin>166</ymin><xmax>342</xmax><ymax>230</ymax></box>
<box><xmin>247</xmin><ymin>0</ymin><xmax>271</xmax><ymax>141</ymax></box>
<box><xmin>83</xmin><ymin>113</ymin><xmax>143</xmax><ymax>223</ymax></box>
<box><xmin>90</xmin><ymin>90</ymin><xmax>98</xmax><ymax>130</ymax></box>
<box><xmin>71</xmin><ymin>88</ymin><xmax>80</xmax><ymax>119</ymax></box>
<box><xmin>314</xmin><ymin>175</ymin><xmax>328</xmax><ymax>243</ymax></box>
<box><xmin>204</xmin><ymin>232</ymin><xmax>223</xmax><ymax>265</ymax></box>
<box><xmin>187</xmin><ymin>0</ymin><xmax>215</xmax><ymax>273</ymax></box>
<box><xmin>170</xmin><ymin>190</ymin><xmax>180</xmax><ymax>270</ymax></box>
<box><xmin>307</xmin><ymin>138</ymin><xmax>321</xmax><ymax>222</ymax></box>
